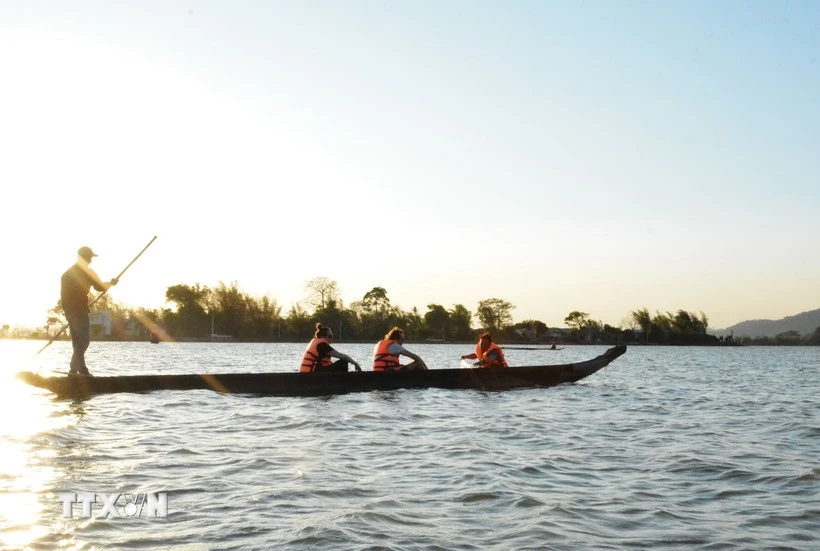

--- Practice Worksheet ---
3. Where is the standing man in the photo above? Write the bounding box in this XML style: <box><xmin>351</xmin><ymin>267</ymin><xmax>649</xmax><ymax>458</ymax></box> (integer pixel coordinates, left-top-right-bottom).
<box><xmin>61</xmin><ymin>246</ymin><xmax>118</xmax><ymax>376</ymax></box>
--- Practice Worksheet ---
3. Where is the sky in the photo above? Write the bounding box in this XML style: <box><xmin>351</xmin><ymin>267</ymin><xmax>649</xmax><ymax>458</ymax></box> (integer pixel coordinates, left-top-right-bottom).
<box><xmin>1</xmin><ymin>1</ymin><xmax>819</xmax><ymax>331</ymax></box>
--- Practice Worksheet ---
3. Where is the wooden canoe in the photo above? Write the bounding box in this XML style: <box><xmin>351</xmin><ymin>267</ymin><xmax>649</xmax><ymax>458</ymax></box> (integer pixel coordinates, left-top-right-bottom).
<box><xmin>16</xmin><ymin>345</ymin><xmax>626</xmax><ymax>399</ymax></box>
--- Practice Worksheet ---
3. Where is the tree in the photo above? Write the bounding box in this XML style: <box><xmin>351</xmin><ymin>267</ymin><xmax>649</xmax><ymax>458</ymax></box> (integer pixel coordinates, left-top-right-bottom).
<box><xmin>424</xmin><ymin>304</ymin><xmax>449</xmax><ymax>340</ymax></box>
<box><xmin>360</xmin><ymin>287</ymin><xmax>391</xmax><ymax>315</ymax></box>
<box><xmin>448</xmin><ymin>304</ymin><xmax>474</xmax><ymax>341</ymax></box>
<box><xmin>630</xmin><ymin>308</ymin><xmax>651</xmax><ymax>344</ymax></box>
<box><xmin>211</xmin><ymin>281</ymin><xmax>250</xmax><ymax>338</ymax></box>
<box><xmin>352</xmin><ymin>286</ymin><xmax>400</xmax><ymax>339</ymax></box>
<box><xmin>650</xmin><ymin>311</ymin><xmax>674</xmax><ymax>344</ymax></box>
<box><xmin>164</xmin><ymin>283</ymin><xmax>211</xmax><ymax>338</ymax></box>
<box><xmin>46</xmin><ymin>316</ymin><xmax>60</xmax><ymax>337</ymax></box>
<box><xmin>284</xmin><ymin>303</ymin><xmax>313</xmax><ymax>340</ymax></box>
<box><xmin>314</xmin><ymin>299</ymin><xmax>345</xmax><ymax>339</ymax></box>
<box><xmin>564</xmin><ymin>311</ymin><xmax>593</xmax><ymax>343</ymax></box>
<box><xmin>476</xmin><ymin>298</ymin><xmax>515</xmax><ymax>331</ymax></box>
<box><xmin>400</xmin><ymin>306</ymin><xmax>424</xmax><ymax>339</ymax></box>
<box><xmin>672</xmin><ymin>310</ymin><xmax>707</xmax><ymax>335</ymax></box>
<box><xmin>775</xmin><ymin>330</ymin><xmax>801</xmax><ymax>345</ymax></box>
<box><xmin>166</xmin><ymin>284</ymin><xmax>210</xmax><ymax>312</ymax></box>
<box><xmin>304</xmin><ymin>277</ymin><xmax>341</xmax><ymax>312</ymax></box>
<box><xmin>246</xmin><ymin>294</ymin><xmax>282</xmax><ymax>340</ymax></box>
<box><xmin>564</xmin><ymin>311</ymin><xmax>590</xmax><ymax>331</ymax></box>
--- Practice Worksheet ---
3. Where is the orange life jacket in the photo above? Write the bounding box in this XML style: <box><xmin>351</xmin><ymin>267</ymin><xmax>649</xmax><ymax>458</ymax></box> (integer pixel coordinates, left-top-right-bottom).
<box><xmin>300</xmin><ymin>338</ymin><xmax>332</xmax><ymax>373</ymax></box>
<box><xmin>373</xmin><ymin>339</ymin><xmax>401</xmax><ymax>371</ymax></box>
<box><xmin>475</xmin><ymin>341</ymin><xmax>508</xmax><ymax>368</ymax></box>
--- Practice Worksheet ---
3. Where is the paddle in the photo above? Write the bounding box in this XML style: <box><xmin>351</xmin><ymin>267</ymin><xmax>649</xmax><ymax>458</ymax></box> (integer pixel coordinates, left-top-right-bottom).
<box><xmin>33</xmin><ymin>236</ymin><xmax>158</xmax><ymax>357</ymax></box>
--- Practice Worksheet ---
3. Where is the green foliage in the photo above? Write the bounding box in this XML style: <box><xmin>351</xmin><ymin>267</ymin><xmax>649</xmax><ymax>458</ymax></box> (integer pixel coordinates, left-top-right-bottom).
<box><xmin>284</xmin><ymin>303</ymin><xmax>313</xmax><ymax>340</ymax></box>
<box><xmin>351</xmin><ymin>287</ymin><xmax>404</xmax><ymax>339</ymax></box>
<box><xmin>304</xmin><ymin>277</ymin><xmax>341</xmax><ymax>311</ymax></box>
<box><xmin>400</xmin><ymin>306</ymin><xmax>424</xmax><ymax>339</ymax></box>
<box><xmin>49</xmin><ymin>273</ymin><xmax>815</xmax><ymax>347</ymax></box>
<box><xmin>775</xmin><ymin>330</ymin><xmax>802</xmax><ymax>345</ymax></box>
<box><xmin>164</xmin><ymin>283</ymin><xmax>211</xmax><ymax>338</ymax></box>
<box><xmin>314</xmin><ymin>299</ymin><xmax>358</xmax><ymax>340</ymax></box>
<box><xmin>424</xmin><ymin>304</ymin><xmax>449</xmax><ymax>340</ymax></box>
<box><xmin>447</xmin><ymin>304</ymin><xmax>474</xmax><ymax>341</ymax></box>
<box><xmin>640</xmin><ymin>309</ymin><xmax>717</xmax><ymax>345</ymax></box>
<box><xmin>564</xmin><ymin>311</ymin><xmax>593</xmax><ymax>342</ymax></box>
<box><xmin>476</xmin><ymin>298</ymin><xmax>515</xmax><ymax>331</ymax></box>
<box><xmin>564</xmin><ymin>311</ymin><xmax>590</xmax><ymax>331</ymax></box>
<box><xmin>630</xmin><ymin>308</ymin><xmax>651</xmax><ymax>344</ymax></box>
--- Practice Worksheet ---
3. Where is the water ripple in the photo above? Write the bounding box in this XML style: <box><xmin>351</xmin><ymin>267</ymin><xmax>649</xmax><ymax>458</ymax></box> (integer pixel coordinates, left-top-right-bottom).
<box><xmin>3</xmin><ymin>343</ymin><xmax>819</xmax><ymax>550</ymax></box>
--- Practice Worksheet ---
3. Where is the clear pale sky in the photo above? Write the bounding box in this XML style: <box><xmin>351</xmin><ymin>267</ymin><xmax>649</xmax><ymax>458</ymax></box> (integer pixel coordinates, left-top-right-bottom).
<box><xmin>1</xmin><ymin>1</ymin><xmax>818</xmax><ymax>331</ymax></box>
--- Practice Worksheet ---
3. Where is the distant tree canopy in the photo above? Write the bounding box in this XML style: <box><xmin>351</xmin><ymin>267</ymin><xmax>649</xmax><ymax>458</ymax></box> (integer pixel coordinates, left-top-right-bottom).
<box><xmin>163</xmin><ymin>283</ymin><xmax>211</xmax><ymax>339</ymax></box>
<box><xmin>424</xmin><ymin>304</ymin><xmax>449</xmax><ymax>340</ymax></box>
<box><xmin>39</xmin><ymin>276</ymin><xmax>816</xmax><ymax>346</ymax></box>
<box><xmin>564</xmin><ymin>311</ymin><xmax>590</xmax><ymax>330</ymax></box>
<box><xmin>476</xmin><ymin>298</ymin><xmax>515</xmax><ymax>331</ymax></box>
<box><xmin>304</xmin><ymin>277</ymin><xmax>341</xmax><ymax>311</ymax></box>
<box><xmin>630</xmin><ymin>308</ymin><xmax>652</xmax><ymax>344</ymax></box>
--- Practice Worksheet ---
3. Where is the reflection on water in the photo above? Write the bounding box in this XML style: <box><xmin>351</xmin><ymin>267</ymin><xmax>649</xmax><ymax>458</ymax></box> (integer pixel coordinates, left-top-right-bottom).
<box><xmin>2</xmin><ymin>340</ymin><xmax>819</xmax><ymax>550</ymax></box>
<box><xmin>0</xmin><ymin>340</ymin><xmax>77</xmax><ymax>548</ymax></box>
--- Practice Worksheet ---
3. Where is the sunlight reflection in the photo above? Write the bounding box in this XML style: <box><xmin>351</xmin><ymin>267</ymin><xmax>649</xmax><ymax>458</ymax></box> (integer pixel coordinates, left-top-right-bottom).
<box><xmin>0</xmin><ymin>339</ymin><xmax>72</xmax><ymax>549</ymax></box>
<box><xmin>133</xmin><ymin>310</ymin><xmax>175</xmax><ymax>343</ymax></box>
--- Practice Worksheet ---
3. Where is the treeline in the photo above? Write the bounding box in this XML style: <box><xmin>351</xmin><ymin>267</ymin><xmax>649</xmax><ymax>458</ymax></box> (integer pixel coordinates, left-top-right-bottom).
<box><xmin>733</xmin><ymin>329</ymin><xmax>820</xmax><ymax>346</ymax></box>
<box><xmin>622</xmin><ymin>308</ymin><xmax>719</xmax><ymax>345</ymax></box>
<box><xmin>43</xmin><ymin>277</ymin><xmax>816</xmax><ymax>345</ymax></box>
<box><xmin>624</xmin><ymin>308</ymin><xmax>820</xmax><ymax>346</ymax></box>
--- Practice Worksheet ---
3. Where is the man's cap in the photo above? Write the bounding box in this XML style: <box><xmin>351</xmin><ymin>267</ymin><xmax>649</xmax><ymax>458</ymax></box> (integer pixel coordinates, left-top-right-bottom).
<box><xmin>77</xmin><ymin>246</ymin><xmax>98</xmax><ymax>260</ymax></box>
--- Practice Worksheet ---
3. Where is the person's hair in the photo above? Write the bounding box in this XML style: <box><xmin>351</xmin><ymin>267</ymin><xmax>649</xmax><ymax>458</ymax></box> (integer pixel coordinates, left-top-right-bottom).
<box><xmin>479</xmin><ymin>331</ymin><xmax>493</xmax><ymax>342</ymax></box>
<box><xmin>385</xmin><ymin>327</ymin><xmax>404</xmax><ymax>340</ymax></box>
<box><xmin>314</xmin><ymin>322</ymin><xmax>333</xmax><ymax>338</ymax></box>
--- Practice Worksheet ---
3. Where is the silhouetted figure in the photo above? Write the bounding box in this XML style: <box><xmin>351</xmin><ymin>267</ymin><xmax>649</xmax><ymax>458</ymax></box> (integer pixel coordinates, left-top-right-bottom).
<box><xmin>60</xmin><ymin>246</ymin><xmax>118</xmax><ymax>375</ymax></box>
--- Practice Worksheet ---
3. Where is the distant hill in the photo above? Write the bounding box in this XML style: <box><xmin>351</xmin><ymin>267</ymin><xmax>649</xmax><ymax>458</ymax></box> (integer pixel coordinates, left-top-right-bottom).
<box><xmin>711</xmin><ymin>308</ymin><xmax>820</xmax><ymax>338</ymax></box>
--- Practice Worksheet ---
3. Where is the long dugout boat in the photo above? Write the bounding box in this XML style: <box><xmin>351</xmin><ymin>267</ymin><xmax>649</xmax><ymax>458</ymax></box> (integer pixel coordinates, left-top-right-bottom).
<box><xmin>17</xmin><ymin>345</ymin><xmax>626</xmax><ymax>399</ymax></box>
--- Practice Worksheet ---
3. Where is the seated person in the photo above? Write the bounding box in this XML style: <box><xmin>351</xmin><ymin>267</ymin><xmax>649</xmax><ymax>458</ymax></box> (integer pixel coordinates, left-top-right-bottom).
<box><xmin>372</xmin><ymin>327</ymin><xmax>428</xmax><ymax>371</ymax></box>
<box><xmin>300</xmin><ymin>323</ymin><xmax>362</xmax><ymax>373</ymax></box>
<box><xmin>460</xmin><ymin>331</ymin><xmax>508</xmax><ymax>368</ymax></box>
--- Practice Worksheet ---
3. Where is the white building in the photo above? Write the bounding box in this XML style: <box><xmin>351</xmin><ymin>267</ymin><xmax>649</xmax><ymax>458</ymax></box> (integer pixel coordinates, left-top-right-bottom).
<box><xmin>89</xmin><ymin>311</ymin><xmax>113</xmax><ymax>338</ymax></box>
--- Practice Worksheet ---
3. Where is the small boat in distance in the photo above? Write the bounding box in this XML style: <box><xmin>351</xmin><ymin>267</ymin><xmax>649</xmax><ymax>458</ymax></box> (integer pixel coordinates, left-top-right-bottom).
<box><xmin>16</xmin><ymin>346</ymin><xmax>627</xmax><ymax>399</ymax></box>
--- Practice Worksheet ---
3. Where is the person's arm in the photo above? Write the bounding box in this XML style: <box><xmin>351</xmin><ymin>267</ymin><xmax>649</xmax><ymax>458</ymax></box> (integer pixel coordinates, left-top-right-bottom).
<box><xmin>460</xmin><ymin>353</ymin><xmax>478</xmax><ymax>360</ymax></box>
<box><xmin>328</xmin><ymin>349</ymin><xmax>362</xmax><ymax>372</ymax></box>
<box><xmin>86</xmin><ymin>267</ymin><xmax>117</xmax><ymax>292</ymax></box>
<box><xmin>400</xmin><ymin>349</ymin><xmax>428</xmax><ymax>370</ymax></box>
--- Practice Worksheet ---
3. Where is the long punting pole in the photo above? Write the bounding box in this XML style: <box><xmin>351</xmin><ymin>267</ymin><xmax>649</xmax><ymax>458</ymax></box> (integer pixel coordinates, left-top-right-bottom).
<box><xmin>34</xmin><ymin>236</ymin><xmax>158</xmax><ymax>357</ymax></box>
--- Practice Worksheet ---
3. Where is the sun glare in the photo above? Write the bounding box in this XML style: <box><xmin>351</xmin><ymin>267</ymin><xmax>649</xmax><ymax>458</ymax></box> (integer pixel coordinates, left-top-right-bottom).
<box><xmin>0</xmin><ymin>340</ymin><xmax>72</xmax><ymax>548</ymax></box>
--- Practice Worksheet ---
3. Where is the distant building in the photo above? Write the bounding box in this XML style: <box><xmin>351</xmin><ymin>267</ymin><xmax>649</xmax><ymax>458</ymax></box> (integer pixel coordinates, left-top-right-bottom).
<box><xmin>546</xmin><ymin>328</ymin><xmax>571</xmax><ymax>340</ymax></box>
<box><xmin>124</xmin><ymin>318</ymin><xmax>151</xmax><ymax>339</ymax></box>
<box><xmin>89</xmin><ymin>311</ymin><xmax>113</xmax><ymax>338</ymax></box>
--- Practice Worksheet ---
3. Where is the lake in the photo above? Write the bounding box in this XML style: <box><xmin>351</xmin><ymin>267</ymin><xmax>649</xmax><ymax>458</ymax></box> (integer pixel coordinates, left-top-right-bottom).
<box><xmin>1</xmin><ymin>341</ymin><xmax>818</xmax><ymax>550</ymax></box>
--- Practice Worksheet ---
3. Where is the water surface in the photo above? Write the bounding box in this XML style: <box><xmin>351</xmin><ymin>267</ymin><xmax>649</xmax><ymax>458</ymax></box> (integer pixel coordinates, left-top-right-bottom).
<box><xmin>1</xmin><ymin>341</ymin><xmax>817</xmax><ymax>550</ymax></box>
